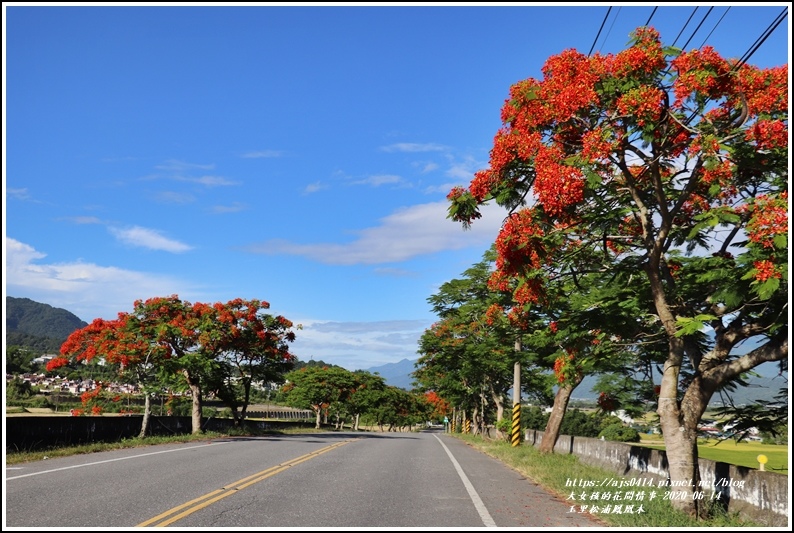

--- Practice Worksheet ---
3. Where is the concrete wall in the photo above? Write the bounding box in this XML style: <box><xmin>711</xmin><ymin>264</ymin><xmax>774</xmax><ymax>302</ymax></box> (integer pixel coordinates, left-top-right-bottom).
<box><xmin>524</xmin><ymin>429</ymin><xmax>788</xmax><ymax>527</ymax></box>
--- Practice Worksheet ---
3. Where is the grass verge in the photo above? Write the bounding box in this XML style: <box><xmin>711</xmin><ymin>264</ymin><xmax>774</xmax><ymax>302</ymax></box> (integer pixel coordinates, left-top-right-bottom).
<box><xmin>451</xmin><ymin>433</ymin><xmax>764</xmax><ymax>527</ymax></box>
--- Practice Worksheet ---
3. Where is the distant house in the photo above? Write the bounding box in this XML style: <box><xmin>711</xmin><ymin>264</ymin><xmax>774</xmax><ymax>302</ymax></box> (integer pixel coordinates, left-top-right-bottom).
<box><xmin>32</xmin><ymin>354</ymin><xmax>58</xmax><ymax>365</ymax></box>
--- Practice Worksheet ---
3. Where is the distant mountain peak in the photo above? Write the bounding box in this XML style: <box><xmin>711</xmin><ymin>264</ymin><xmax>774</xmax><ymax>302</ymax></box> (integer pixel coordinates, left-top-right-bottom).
<box><xmin>366</xmin><ymin>358</ymin><xmax>417</xmax><ymax>390</ymax></box>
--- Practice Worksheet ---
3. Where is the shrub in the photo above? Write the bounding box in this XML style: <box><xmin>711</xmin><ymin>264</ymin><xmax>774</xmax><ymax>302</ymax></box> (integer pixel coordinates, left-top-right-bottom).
<box><xmin>25</xmin><ymin>395</ymin><xmax>55</xmax><ymax>409</ymax></box>
<box><xmin>598</xmin><ymin>423</ymin><xmax>640</xmax><ymax>442</ymax></box>
<box><xmin>496</xmin><ymin>417</ymin><xmax>512</xmax><ymax>440</ymax></box>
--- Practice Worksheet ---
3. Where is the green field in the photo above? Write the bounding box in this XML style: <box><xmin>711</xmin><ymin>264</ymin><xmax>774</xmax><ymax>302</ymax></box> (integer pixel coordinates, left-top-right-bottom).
<box><xmin>637</xmin><ymin>435</ymin><xmax>788</xmax><ymax>475</ymax></box>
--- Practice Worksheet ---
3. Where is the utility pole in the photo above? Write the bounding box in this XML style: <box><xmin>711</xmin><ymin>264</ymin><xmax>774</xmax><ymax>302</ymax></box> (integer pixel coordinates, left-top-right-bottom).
<box><xmin>510</xmin><ymin>338</ymin><xmax>522</xmax><ymax>447</ymax></box>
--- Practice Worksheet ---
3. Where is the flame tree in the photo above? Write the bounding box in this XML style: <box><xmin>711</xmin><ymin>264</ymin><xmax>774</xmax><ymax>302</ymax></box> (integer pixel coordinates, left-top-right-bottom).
<box><xmin>202</xmin><ymin>298</ymin><xmax>298</xmax><ymax>426</ymax></box>
<box><xmin>447</xmin><ymin>26</ymin><xmax>787</xmax><ymax>517</ymax></box>
<box><xmin>50</xmin><ymin>295</ymin><xmax>300</xmax><ymax>435</ymax></box>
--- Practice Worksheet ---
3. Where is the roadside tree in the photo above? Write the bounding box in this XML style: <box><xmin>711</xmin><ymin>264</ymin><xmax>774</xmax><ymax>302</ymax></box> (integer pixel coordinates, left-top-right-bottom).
<box><xmin>447</xmin><ymin>26</ymin><xmax>787</xmax><ymax>517</ymax></box>
<box><xmin>202</xmin><ymin>298</ymin><xmax>298</xmax><ymax>426</ymax></box>
<box><xmin>281</xmin><ymin>365</ymin><xmax>358</xmax><ymax>429</ymax></box>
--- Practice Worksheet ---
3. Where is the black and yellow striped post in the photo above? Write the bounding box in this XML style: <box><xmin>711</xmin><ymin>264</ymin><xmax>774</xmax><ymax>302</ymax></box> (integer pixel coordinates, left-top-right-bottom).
<box><xmin>510</xmin><ymin>401</ymin><xmax>522</xmax><ymax>447</ymax></box>
<box><xmin>510</xmin><ymin>348</ymin><xmax>522</xmax><ymax>447</ymax></box>
<box><xmin>465</xmin><ymin>418</ymin><xmax>471</xmax><ymax>434</ymax></box>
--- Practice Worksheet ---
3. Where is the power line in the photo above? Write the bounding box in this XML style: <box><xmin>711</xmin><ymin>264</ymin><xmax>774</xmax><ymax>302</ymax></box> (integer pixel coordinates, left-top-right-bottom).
<box><xmin>600</xmin><ymin>6</ymin><xmax>622</xmax><ymax>54</ymax></box>
<box><xmin>644</xmin><ymin>6</ymin><xmax>658</xmax><ymax>27</ymax></box>
<box><xmin>697</xmin><ymin>6</ymin><xmax>731</xmax><ymax>48</ymax></box>
<box><xmin>680</xmin><ymin>6</ymin><xmax>714</xmax><ymax>51</ymax></box>
<box><xmin>736</xmin><ymin>7</ymin><xmax>788</xmax><ymax>68</ymax></box>
<box><xmin>670</xmin><ymin>7</ymin><xmax>700</xmax><ymax>49</ymax></box>
<box><xmin>589</xmin><ymin>6</ymin><xmax>612</xmax><ymax>57</ymax></box>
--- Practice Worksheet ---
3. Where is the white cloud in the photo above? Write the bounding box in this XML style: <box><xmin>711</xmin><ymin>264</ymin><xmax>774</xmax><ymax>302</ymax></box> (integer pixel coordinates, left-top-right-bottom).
<box><xmin>209</xmin><ymin>202</ymin><xmax>248</xmax><ymax>214</ymax></box>
<box><xmin>303</xmin><ymin>181</ymin><xmax>327</xmax><ymax>194</ymax></box>
<box><xmin>241</xmin><ymin>150</ymin><xmax>284</xmax><ymax>159</ymax></box>
<box><xmin>286</xmin><ymin>318</ymin><xmax>429</xmax><ymax>370</ymax></box>
<box><xmin>66</xmin><ymin>216</ymin><xmax>103</xmax><ymax>225</ymax></box>
<box><xmin>155</xmin><ymin>160</ymin><xmax>214</xmax><ymax>172</ymax></box>
<box><xmin>4</xmin><ymin>238</ymin><xmax>200</xmax><ymax>321</ymax></box>
<box><xmin>350</xmin><ymin>174</ymin><xmax>406</xmax><ymax>187</ymax></box>
<box><xmin>190</xmin><ymin>175</ymin><xmax>239</xmax><ymax>187</ymax></box>
<box><xmin>155</xmin><ymin>191</ymin><xmax>196</xmax><ymax>204</ymax></box>
<box><xmin>242</xmin><ymin>200</ymin><xmax>506</xmax><ymax>265</ymax></box>
<box><xmin>373</xmin><ymin>267</ymin><xmax>420</xmax><ymax>278</ymax></box>
<box><xmin>7</xmin><ymin>188</ymin><xmax>31</xmax><ymax>200</ymax></box>
<box><xmin>425</xmin><ymin>181</ymin><xmax>470</xmax><ymax>194</ymax></box>
<box><xmin>108</xmin><ymin>226</ymin><xmax>193</xmax><ymax>253</ymax></box>
<box><xmin>380</xmin><ymin>143</ymin><xmax>448</xmax><ymax>153</ymax></box>
<box><xmin>444</xmin><ymin>154</ymin><xmax>481</xmax><ymax>180</ymax></box>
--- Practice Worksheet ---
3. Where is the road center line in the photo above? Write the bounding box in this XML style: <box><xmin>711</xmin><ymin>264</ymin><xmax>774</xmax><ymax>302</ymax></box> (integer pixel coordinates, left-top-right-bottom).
<box><xmin>137</xmin><ymin>438</ymin><xmax>358</xmax><ymax>527</ymax></box>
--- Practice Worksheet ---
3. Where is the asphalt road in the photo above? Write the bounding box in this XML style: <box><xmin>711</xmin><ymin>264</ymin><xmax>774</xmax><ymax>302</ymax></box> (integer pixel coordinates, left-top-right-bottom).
<box><xmin>5</xmin><ymin>429</ymin><xmax>605</xmax><ymax>528</ymax></box>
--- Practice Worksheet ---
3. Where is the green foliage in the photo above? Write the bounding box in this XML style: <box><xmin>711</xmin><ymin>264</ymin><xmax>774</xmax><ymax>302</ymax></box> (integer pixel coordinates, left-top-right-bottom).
<box><xmin>5</xmin><ymin>332</ymin><xmax>63</xmax><ymax>356</ymax></box>
<box><xmin>10</xmin><ymin>395</ymin><xmax>55</xmax><ymax>409</ymax></box>
<box><xmin>282</xmin><ymin>366</ymin><xmax>357</xmax><ymax>411</ymax></box>
<box><xmin>521</xmin><ymin>405</ymin><xmax>549</xmax><ymax>431</ymax></box>
<box><xmin>559</xmin><ymin>409</ymin><xmax>603</xmax><ymax>438</ymax></box>
<box><xmin>6</xmin><ymin>376</ymin><xmax>35</xmax><ymax>400</ymax></box>
<box><xmin>598</xmin><ymin>423</ymin><xmax>641</xmax><ymax>442</ymax></box>
<box><xmin>760</xmin><ymin>426</ymin><xmax>787</xmax><ymax>445</ymax></box>
<box><xmin>5</xmin><ymin>345</ymin><xmax>37</xmax><ymax>375</ymax></box>
<box><xmin>164</xmin><ymin>395</ymin><xmax>192</xmax><ymax>416</ymax></box>
<box><xmin>495</xmin><ymin>417</ymin><xmax>512</xmax><ymax>435</ymax></box>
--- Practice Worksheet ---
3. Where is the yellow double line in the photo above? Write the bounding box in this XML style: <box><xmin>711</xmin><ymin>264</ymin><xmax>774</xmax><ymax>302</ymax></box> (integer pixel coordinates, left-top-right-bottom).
<box><xmin>138</xmin><ymin>438</ymin><xmax>358</xmax><ymax>527</ymax></box>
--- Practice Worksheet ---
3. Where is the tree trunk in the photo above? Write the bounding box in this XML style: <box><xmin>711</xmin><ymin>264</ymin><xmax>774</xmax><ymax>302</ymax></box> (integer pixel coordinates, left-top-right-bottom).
<box><xmin>231</xmin><ymin>407</ymin><xmax>242</xmax><ymax>427</ymax></box>
<box><xmin>471</xmin><ymin>405</ymin><xmax>480</xmax><ymax>436</ymax></box>
<box><xmin>138</xmin><ymin>393</ymin><xmax>152</xmax><ymax>439</ymax></box>
<box><xmin>240</xmin><ymin>376</ymin><xmax>252</xmax><ymax>423</ymax></box>
<box><xmin>183</xmin><ymin>371</ymin><xmax>203</xmax><ymax>434</ymax></box>
<box><xmin>354</xmin><ymin>413</ymin><xmax>360</xmax><ymax>431</ymax></box>
<box><xmin>538</xmin><ymin>380</ymin><xmax>579</xmax><ymax>453</ymax></box>
<box><xmin>488</xmin><ymin>385</ymin><xmax>505</xmax><ymax>438</ymax></box>
<box><xmin>313</xmin><ymin>405</ymin><xmax>322</xmax><ymax>429</ymax></box>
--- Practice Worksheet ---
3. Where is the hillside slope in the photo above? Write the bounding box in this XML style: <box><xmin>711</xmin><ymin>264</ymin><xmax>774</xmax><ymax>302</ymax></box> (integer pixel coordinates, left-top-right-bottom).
<box><xmin>5</xmin><ymin>296</ymin><xmax>88</xmax><ymax>353</ymax></box>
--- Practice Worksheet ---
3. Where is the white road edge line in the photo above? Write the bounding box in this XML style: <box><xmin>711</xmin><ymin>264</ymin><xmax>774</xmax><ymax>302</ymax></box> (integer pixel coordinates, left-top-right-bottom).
<box><xmin>6</xmin><ymin>441</ymin><xmax>230</xmax><ymax>480</ymax></box>
<box><xmin>433</xmin><ymin>434</ymin><xmax>497</xmax><ymax>527</ymax></box>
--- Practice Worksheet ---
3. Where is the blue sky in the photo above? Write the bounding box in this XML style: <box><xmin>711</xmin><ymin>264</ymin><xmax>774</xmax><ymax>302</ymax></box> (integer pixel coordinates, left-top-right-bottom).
<box><xmin>3</xmin><ymin>3</ymin><xmax>791</xmax><ymax>371</ymax></box>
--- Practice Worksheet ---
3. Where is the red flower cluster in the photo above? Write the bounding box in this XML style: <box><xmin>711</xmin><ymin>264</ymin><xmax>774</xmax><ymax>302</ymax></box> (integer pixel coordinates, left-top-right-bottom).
<box><xmin>670</xmin><ymin>46</ymin><xmax>734</xmax><ymax>107</ymax></box>
<box><xmin>753</xmin><ymin>260</ymin><xmax>782</xmax><ymax>282</ymax></box>
<box><xmin>745</xmin><ymin>193</ymin><xmax>788</xmax><ymax>249</ymax></box>
<box><xmin>597</xmin><ymin>392</ymin><xmax>618</xmax><ymax>412</ymax></box>
<box><xmin>746</xmin><ymin>118</ymin><xmax>788</xmax><ymax>150</ymax></box>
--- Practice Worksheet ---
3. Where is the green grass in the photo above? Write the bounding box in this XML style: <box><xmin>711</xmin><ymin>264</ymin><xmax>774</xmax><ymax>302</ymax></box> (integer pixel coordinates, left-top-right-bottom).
<box><xmin>453</xmin><ymin>433</ymin><xmax>765</xmax><ymax>527</ymax></box>
<box><xmin>637</xmin><ymin>435</ymin><xmax>788</xmax><ymax>474</ymax></box>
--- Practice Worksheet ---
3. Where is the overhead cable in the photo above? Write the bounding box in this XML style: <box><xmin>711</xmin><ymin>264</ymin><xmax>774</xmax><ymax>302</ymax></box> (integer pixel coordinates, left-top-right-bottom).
<box><xmin>680</xmin><ymin>6</ymin><xmax>714</xmax><ymax>51</ymax></box>
<box><xmin>698</xmin><ymin>6</ymin><xmax>731</xmax><ymax>48</ymax></box>
<box><xmin>670</xmin><ymin>7</ymin><xmax>699</xmax><ymax>49</ymax></box>
<box><xmin>644</xmin><ymin>6</ymin><xmax>657</xmax><ymax>27</ymax></box>
<box><xmin>736</xmin><ymin>7</ymin><xmax>788</xmax><ymax>68</ymax></box>
<box><xmin>589</xmin><ymin>6</ymin><xmax>612</xmax><ymax>56</ymax></box>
